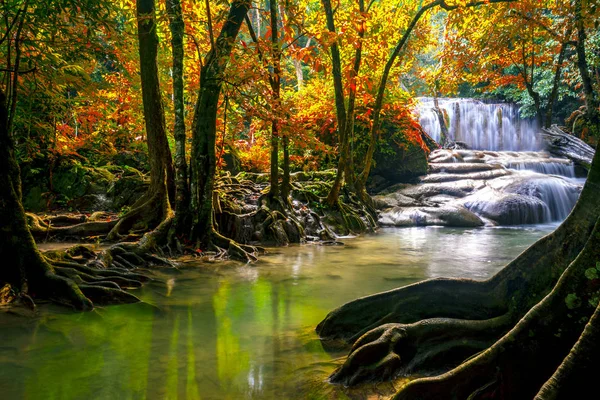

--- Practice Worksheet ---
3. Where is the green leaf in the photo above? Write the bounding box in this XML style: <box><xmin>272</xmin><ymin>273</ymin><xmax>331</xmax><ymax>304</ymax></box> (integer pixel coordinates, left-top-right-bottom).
<box><xmin>565</xmin><ymin>293</ymin><xmax>581</xmax><ymax>310</ymax></box>
<box><xmin>585</xmin><ymin>268</ymin><xmax>599</xmax><ymax>280</ymax></box>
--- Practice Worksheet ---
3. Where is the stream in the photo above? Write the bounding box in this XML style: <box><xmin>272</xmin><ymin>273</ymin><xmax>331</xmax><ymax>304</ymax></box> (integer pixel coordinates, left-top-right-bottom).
<box><xmin>1</xmin><ymin>224</ymin><xmax>556</xmax><ymax>400</ymax></box>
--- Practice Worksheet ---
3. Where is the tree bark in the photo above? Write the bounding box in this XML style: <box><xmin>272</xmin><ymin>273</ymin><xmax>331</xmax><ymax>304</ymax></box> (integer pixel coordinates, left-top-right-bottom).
<box><xmin>543</xmin><ymin>28</ymin><xmax>571</xmax><ymax>128</ymax></box>
<box><xmin>108</xmin><ymin>0</ymin><xmax>175</xmax><ymax>239</ymax></box>
<box><xmin>574</xmin><ymin>0</ymin><xmax>599</xmax><ymax>127</ymax></box>
<box><xmin>188</xmin><ymin>0</ymin><xmax>250</xmax><ymax>246</ymax></box>
<box><xmin>167</xmin><ymin>0</ymin><xmax>189</xmax><ymax>232</ymax></box>
<box><xmin>321</xmin><ymin>0</ymin><xmax>349</xmax><ymax>206</ymax></box>
<box><xmin>268</xmin><ymin>0</ymin><xmax>281</xmax><ymax>199</ymax></box>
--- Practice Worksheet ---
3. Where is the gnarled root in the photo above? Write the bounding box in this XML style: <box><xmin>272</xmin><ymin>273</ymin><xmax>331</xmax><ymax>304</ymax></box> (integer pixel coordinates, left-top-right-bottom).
<box><xmin>42</xmin><ymin>243</ymin><xmax>158</xmax><ymax>307</ymax></box>
<box><xmin>27</xmin><ymin>212</ymin><xmax>117</xmax><ymax>240</ymax></box>
<box><xmin>106</xmin><ymin>189</ymin><xmax>171</xmax><ymax>241</ymax></box>
<box><xmin>317</xmin><ymin>278</ymin><xmax>503</xmax><ymax>344</ymax></box>
<box><xmin>210</xmin><ymin>230</ymin><xmax>261</xmax><ymax>262</ymax></box>
<box><xmin>390</xmin><ymin>218</ymin><xmax>600</xmax><ymax>400</ymax></box>
<box><xmin>331</xmin><ymin>314</ymin><xmax>512</xmax><ymax>386</ymax></box>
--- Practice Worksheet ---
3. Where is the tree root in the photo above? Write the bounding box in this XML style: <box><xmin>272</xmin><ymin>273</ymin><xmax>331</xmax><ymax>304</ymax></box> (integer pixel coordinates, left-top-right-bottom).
<box><xmin>535</xmin><ymin>299</ymin><xmax>600</xmax><ymax>399</ymax></box>
<box><xmin>211</xmin><ymin>230</ymin><xmax>261</xmax><ymax>262</ymax></box>
<box><xmin>106</xmin><ymin>190</ymin><xmax>172</xmax><ymax>241</ymax></box>
<box><xmin>317</xmin><ymin>278</ymin><xmax>503</xmax><ymax>343</ymax></box>
<box><xmin>331</xmin><ymin>314</ymin><xmax>512</xmax><ymax>386</ymax></box>
<box><xmin>389</xmin><ymin>218</ymin><xmax>600</xmax><ymax>399</ymax></box>
<box><xmin>27</xmin><ymin>212</ymin><xmax>117</xmax><ymax>240</ymax></box>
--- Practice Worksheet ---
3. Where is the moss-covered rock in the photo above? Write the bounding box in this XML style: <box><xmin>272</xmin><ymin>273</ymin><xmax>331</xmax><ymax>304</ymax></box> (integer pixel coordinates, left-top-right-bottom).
<box><xmin>107</xmin><ymin>174</ymin><xmax>149</xmax><ymax>211</ymax></box>
<box><xmin>370</xmin><ymin>127</ymin><xmax>428</xmax><ymax>185</ymax></box>
<box><xmin>20</xmin><ymin>154</ymin><xmax>148</xmax><ymax>212</ymax></box>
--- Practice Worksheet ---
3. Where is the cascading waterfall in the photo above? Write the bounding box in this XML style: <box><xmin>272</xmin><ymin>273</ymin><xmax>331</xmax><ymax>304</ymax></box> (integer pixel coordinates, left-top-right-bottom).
<box><xmin>375</xmin><ymin>98</ymin><xmax>587</xmax><ymax>226</ymax></box>
<box><xmin>417</xmin><ymin>98</ymin><xmax>542</xmax><ymax>151</ymax></box>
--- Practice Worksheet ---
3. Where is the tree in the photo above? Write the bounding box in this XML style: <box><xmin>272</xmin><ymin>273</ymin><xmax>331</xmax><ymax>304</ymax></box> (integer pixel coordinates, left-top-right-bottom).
<box><xmin>167</xmin><ymin>0</ymin><xmax>189</xmax><ymax>234</ymax></box>
<box><xmin>185</xmin><ymin>0</ymin><xmax>255</xmax><ymax>257</ymax></box>
<box><xmin>321</xmin><ymin>0</ymin><xmax>365</xmax><ymax>206</ymax></box>
<box><xmin>107</xmin><ymin>0</ymin><xmax>175</xmax><ymax>239</ymax></box>
<box><xmin>0</xmin><ymin>87</ymin><xmax>141</xmax><ymax>309</ymax></box>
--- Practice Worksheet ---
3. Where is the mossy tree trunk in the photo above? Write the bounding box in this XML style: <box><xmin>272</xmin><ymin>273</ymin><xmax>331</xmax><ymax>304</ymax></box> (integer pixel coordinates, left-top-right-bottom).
<box><xmin>187</xmin><ymin>0</ymin><xmax>250</xmax><ymax>248</ymax></box>
<box><xmin>321</xmin><ymin>0</ymin><xmax>348</xmax><ymax>206</ymax></box>
<box><xmin>268</xmin><ymin>0</ymin><xmax>281</xmax><ymax>199</ymax></box>
<box><xmin>108</xmin><ymin>0</ymin><xmax>175</xmax><ymax>240</ymax></box>
<box><xmin>0</xmin><ymin>88</ymin><xmax>110</xmax><ymax>310</ymax></box>
<box><xmin>167</xmin><ymin>0</ymin><xmax>189</xmax><ymax>233</ymax></box>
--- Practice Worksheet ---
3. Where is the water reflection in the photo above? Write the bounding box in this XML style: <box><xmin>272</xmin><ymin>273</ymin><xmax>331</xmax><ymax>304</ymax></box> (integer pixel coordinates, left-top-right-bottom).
<box><xmin>0</xmin><ymin>225</ymin><xmax>556</xmax><ymax>399</ymax></box>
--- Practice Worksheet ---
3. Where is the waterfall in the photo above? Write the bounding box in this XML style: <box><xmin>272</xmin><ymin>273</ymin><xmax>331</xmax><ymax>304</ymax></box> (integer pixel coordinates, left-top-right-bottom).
<box><xmin>417</xmin><ymin>98</ymin><xmax>542</xmax><ymax>151</ymax></box>
<box><xmin>373</xmin><ymin>98</ymin><xmax>588</xmax><ymax>226</ymax></box>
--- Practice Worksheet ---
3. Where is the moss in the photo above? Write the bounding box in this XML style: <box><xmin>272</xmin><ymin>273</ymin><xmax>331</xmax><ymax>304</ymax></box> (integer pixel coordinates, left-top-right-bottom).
<box><xmin>22</xmin><ymin>185</ymin><xmax>48</xmax><ymax>211</ymax></box>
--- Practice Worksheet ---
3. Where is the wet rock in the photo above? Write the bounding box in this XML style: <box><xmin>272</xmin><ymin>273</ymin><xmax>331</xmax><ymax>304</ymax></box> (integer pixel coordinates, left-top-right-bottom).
<box><xmin>372</xmin><ymin>192</ymin><xmax>419</xmax><ymax>209</ymax></box>
<box><xmin>428</xmin><ymin>163</ymin><xmax>500</xmax><ymax>174</ymax></box>
<box><xmin>107</xmin><ymin>174</ymin><xmax>149</xmax><ymax>211</ymax></box>
<box><xmin>420</xmin><ymin>168</ymin><xmax>510</xmax><ymax>183</ymax></box>
<box><xmin>461</xmin><ymin>187</ymin><xmax>549</xmax><ymax>225</ymax></box>
<box><xmin>379</xmin><ymin>205</ymin><xmax>484</xmax><ymax>227</ymax></box>
<box><xmin>379</xmin><ymin>149</ymin><xmax>583</xmax><ymax>227</ymax></box>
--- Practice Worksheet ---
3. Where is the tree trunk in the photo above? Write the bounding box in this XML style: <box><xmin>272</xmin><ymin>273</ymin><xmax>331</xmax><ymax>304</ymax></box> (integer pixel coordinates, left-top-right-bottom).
<box><xmin>268</xmin><ymin>0</ymin><xmax>281</xmax><ymax>199</ymax></box>
<box><xmin>281</xmin><ymin>134</ymin><xmax>290</xmax><ymax>200</ymax></box>
<box><xmin>0</xmin><ymin>88</ymin><xmax>92</xmax><ymax>310</ymax></box>
<box><xmin>187</xmin><ymin>0</ymin><xmax>250</xmax><ymax>247</ymax></box>
<box><xmin>321</xmin><ymin>0</ymin><xmax>348</xmax><ymax>206</ymax></box>
<box><xmin>167</xmin><ymin>0</ymin><xmax>189</xmax><ymax>232</ymax></box>
<box><xmin>108</xmin><ymin>0</ymin><xmax>175</xmax><ymax>239</ymax></box>
<box><xmin>574</xmin><ymin>0</ymin><xmax>599</xmax><ymax>127</ymax></box>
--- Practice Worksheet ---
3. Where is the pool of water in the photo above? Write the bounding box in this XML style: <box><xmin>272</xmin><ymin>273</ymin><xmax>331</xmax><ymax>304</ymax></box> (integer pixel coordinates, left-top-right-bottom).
<box><xmin>0</xmin><ymin>225</ymin><xmax>557</xmax><ymax>400</ymax></box>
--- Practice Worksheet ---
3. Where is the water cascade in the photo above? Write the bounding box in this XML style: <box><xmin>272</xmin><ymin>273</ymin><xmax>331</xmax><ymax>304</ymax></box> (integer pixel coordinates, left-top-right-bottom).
<box><xmin>417</xmin><ymin>98</ymin><xmax>542</xmax><ymax>151</ymax></box>
<box><xmin>374</xmin><ymin>99</ymin><xmax>587</xmax><ymax>226</ymax></box>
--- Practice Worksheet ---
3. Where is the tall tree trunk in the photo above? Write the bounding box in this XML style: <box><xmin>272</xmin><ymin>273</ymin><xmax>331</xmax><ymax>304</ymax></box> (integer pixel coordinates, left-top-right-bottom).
<box><xmin>281</xmin><ymin>134</ymin><xmax>290</xmax><ymax>200</ymax></box>
<box><xmin>167</xmin><ymin>0</ymin><xmax>189</xmax><ymax>231</ymax></box>
<box><xmin>268</xmin><ymin>0</ymin><xmax>281</xmax><ymax>199</ymax></box>
<box><xmin>108</xmin><ymin>0</ymin><xmax>175</xmax><ymax>239</ymax></box>
<box><xmin>574</xmin><ymin>0</ymin><xmax>599</xmax><ymax>127</ymax></box>
<box><xmin>187</xmin><ymin>0</ymin><xmax>250</xmax><ymax>246</ymax></box>
<box><xmin>321</xmin><ymin>0</ymin><xmax>348</xmax><ymax>206</ymax></box>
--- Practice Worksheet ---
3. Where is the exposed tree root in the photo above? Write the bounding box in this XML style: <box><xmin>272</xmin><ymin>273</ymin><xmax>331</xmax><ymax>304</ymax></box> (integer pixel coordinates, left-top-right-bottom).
<box><xmin>331</xmin><ymin>314</ymin><xmax>512</xmax><ymax>386</ymax></box>
<box><xmin>391</xmin><ymin>218</ymin><xmax>600</xmax><ymax>399</ymax></box>
<box><xmin>535</xmin><ymin>295</ymin><xmax>600</xmax><ymax>400</ymax></box>
<box><xmin>106</xmin><ymin>189</ymin><xmax>172</xmax><ymax>241</ymax></box>
<box><xmin>210</xmin><ymin>230</ymin><xmax>260</xmax><ymax>262</ymax></box>
<box><xmin>27</xmin><ymin>212</ymin><xmax>117</xmax><ymax>240</ymax></box>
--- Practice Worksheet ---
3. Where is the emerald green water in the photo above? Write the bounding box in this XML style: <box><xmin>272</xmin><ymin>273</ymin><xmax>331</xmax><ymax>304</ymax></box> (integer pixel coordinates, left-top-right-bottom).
<box><xmin>0</xmin><ymin>225</ymin><xmax>556</xmax><ymax>400</ymax></box>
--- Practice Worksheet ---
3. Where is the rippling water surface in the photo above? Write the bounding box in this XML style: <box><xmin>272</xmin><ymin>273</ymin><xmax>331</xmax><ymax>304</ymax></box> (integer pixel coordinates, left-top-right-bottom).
<box><xmin>0</xmin><ymin>225</ymin><xmax>557</xmax><ymax>399</ymax></box>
